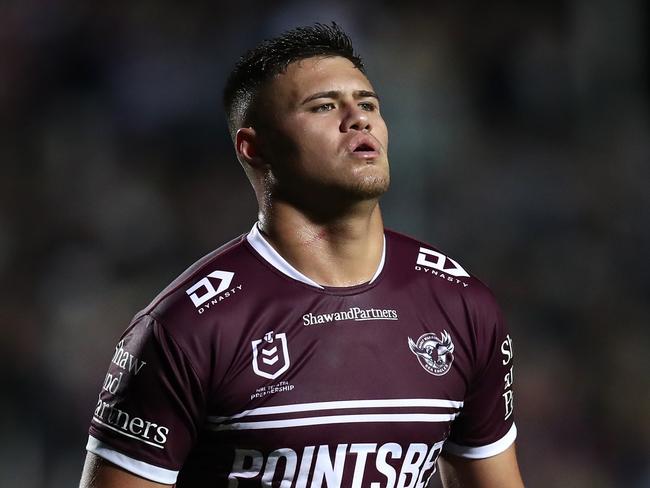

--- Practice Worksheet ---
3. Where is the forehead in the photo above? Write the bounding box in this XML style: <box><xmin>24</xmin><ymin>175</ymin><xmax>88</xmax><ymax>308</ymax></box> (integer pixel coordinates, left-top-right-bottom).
<box><xmin>267</xmin><ymin>56</ymin><xmax>373</xmax><ymax>105</ymax></box>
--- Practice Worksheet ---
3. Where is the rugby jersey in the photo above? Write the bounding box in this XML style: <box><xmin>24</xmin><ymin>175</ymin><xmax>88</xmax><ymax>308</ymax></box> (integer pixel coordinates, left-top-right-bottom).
<box><xmin>87</xmin><ymin>223</ymin><xmax>517</xmax><ymax>486</ymax></box>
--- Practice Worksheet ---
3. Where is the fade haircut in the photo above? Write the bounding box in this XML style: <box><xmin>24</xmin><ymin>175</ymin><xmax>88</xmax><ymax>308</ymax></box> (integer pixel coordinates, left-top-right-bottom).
<box><xmin>223</xmin><ymin>22</ymin><xmax>365</xmax><ymax>140</ymax></box>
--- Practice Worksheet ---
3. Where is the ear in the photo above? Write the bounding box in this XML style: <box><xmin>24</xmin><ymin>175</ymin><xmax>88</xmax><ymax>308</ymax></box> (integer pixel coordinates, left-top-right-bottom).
<box><xmin>236</xmin><ymin>127</ymin><xmax>266</xmax><ymax>169</ymax></box>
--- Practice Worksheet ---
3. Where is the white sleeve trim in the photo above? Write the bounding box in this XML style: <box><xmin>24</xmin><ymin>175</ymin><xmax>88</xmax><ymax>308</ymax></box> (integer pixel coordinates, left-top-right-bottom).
<box><xmin>86</xmin><ymin>435</ymin><xmax>178</xmax><ymax>484</ymax></box>
<box><xmin>443</xmin><ymin>423</ymin><xmax>517</xmax><ymax>459</ymax></box>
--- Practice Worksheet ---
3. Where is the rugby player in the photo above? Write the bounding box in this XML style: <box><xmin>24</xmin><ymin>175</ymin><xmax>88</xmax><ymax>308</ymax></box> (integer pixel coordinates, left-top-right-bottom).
<box><xmin>79</xmin><ymin>23</ymin><xmax>525</xmax><ymax>488</ymax></box>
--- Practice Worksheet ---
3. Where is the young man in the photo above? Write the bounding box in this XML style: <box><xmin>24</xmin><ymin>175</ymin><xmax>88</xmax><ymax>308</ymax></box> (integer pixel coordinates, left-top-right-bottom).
<box><xmin>79</xmin><ymin>23</ymin><xmax>524</xmax><ymax>488</ymax></box>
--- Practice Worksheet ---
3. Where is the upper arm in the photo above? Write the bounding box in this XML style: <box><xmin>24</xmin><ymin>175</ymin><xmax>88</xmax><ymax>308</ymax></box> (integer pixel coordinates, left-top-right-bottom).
<box><xmin>83</xmin><ymin>315</ymin><xmax>207</xmax><ymax>485</ymax></box>
<box><xmin>438</xmin><ymin>287</ymin><xmax>523</xmax><ymax>487</ymax></box>
<box><xmin>79</xmin><ymin>452</ymin><xmax>172</xmax><ymax>488</ymax></box>
<box><xmin>444</xmin><ymin>287</ymin><xmax>518</xmax><ymax>459</ymax></box>
<box><xmin>438</xmin><ymin>443</ymin><xmax>524</xmax><ymax>488</ymax></box>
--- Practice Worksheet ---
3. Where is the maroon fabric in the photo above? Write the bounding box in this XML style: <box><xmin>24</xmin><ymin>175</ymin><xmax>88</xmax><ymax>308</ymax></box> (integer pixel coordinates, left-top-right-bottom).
<box><xmin>88</xmin><ymin>229</ymin><xmax>516</xmax><ymax>486</ymax></box>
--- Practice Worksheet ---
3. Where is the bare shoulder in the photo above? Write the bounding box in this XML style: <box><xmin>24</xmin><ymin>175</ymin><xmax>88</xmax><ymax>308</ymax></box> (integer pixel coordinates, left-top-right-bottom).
<box><xmin>79</xmin><ymin>452</ymin><xmax>172</xmax><ymax>488</ymax></box>
<box><xmin>438</xmin><ymin>444</ymin><xmax>525</xmax><ymax>488</ymax></box>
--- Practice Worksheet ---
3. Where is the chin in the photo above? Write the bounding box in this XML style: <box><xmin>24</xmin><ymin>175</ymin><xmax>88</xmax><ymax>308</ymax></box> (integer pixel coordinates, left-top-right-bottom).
<box><xmin>348</xmin><ymin>174</ymin><xmax>390</xmax><ymax>200</ymax></box>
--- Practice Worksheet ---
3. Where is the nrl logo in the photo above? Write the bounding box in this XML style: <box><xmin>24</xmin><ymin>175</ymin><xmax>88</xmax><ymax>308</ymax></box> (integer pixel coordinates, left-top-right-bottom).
<box><xmin>408</xmin><ymin>331</ymin><xmax>455</xmax><ymax>376</ymax></box>
<box><xmin>251</xmin><ymin>331</ymin><xmax>290</xmax><ymax>380</ymax></box>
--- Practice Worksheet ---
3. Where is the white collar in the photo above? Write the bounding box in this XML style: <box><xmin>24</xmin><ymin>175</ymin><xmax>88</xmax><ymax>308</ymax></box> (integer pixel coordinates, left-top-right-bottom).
<box><xmin>246</xmin><ymin>222</ymin><xmax>386</xmax><ymax>289</ymax></box>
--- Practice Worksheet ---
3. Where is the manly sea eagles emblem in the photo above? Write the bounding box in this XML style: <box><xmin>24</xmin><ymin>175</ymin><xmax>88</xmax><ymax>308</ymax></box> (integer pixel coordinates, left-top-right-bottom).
<box><xmin>408</xmin><ymin>330</ymin><xmax>455</xmax><ymax>376</ymax></box>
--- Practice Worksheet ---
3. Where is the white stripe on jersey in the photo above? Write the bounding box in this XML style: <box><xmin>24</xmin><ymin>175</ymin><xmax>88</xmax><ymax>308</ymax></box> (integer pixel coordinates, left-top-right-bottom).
<box><xmin>208</xmin><ymin>412</ymin><xmax>461</xmax><ymax>431</ymax></box>
<box><xmin>208</xmin><ymin>398</ymin><xmax>464</xmax><ymax>423</ymax></box>
<box><xmin>444</xmin><ymin>423</ymin><xmax>518</xmax><ymax>459</ymax></box>
<box><xmin>86</xmin><ymin>436</ymin><xmax>178</xmax><ymax>484</ymax></box>
<box><xmin>206</xmin><ymin>398</ymin><xmax>464</xmax><ymax>431</ymax></box>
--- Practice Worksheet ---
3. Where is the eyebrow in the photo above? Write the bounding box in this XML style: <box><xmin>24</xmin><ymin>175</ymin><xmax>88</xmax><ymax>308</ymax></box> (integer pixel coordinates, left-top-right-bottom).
<box><xmin>301</xmin><ymin>90</ymin><xmax>380</xmax><ymax>105</ymax></box>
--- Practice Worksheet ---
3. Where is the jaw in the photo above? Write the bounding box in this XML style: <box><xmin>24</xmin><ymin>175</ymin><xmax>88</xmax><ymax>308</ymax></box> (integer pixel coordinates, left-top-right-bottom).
<box><xmin>264</xmin><ymin>170</ymin><xmax>388</xmax><ymax>223</ymax></box>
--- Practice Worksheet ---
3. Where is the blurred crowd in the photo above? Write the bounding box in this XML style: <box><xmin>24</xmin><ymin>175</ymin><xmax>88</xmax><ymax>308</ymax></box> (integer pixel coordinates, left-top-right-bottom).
<box><xmin>1</xmin><ymin>1</ymin><xmax>648</xmax><ymax>487</ymax></box>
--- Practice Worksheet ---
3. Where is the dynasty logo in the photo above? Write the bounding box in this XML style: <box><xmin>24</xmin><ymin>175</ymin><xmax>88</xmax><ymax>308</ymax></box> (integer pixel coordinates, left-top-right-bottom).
<box><xmin>185</xmin><ymin>270</ymin><xmax>243</xmax><ymax>314</ymax></box>
<box><xmin>408</xmin><ymin>331</ymin><xmax>455</xmax><ymax>376</ymax></box>
<box><xmin>415</xmin><ymin>247</ymin><xmax>470</xmax><ymax>288</ymax></box>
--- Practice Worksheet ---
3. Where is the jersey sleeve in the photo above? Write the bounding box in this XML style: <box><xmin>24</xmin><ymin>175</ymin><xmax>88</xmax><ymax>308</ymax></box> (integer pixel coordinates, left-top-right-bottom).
<box><xmin>444</xmin><ymin>292</ymin><xmax>517</xmax><ymax>459</ymax></box>
<box><xmin>87</xmin><ymin>314</ymin><xmax>207</xmax><ymax>484</ymax></box>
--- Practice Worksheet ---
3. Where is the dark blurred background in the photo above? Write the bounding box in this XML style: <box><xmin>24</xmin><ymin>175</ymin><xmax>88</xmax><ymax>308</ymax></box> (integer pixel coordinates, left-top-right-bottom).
<box><xmin>1</xmin><ymin>1</ymin><xmax>648</xmax><ymax>487</ymax></box>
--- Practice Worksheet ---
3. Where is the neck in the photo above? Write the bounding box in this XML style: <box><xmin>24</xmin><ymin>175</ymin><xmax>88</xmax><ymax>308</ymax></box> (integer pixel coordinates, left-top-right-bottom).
<box><xmin>258</xmin><ymin>199</ymin><xmax>385</xmax><ymax>287</ymax></box>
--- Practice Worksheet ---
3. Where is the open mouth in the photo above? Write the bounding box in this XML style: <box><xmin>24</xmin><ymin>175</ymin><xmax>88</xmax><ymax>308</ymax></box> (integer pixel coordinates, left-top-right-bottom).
<box><xmin>349</xmin><ymin>136</ymin><xmax>380</xmax><ymax>156</ymax></box>
<box><xmin>354</xmin><ymin>142</ymin><xmax>375</xmax><ymax>152</ymax></box>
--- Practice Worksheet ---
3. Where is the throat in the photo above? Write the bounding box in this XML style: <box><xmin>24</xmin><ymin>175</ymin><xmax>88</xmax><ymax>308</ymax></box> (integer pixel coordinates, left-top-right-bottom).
<box><xmin>257</xmin><ymin>205</ymin><xmax>385</xmax><ymax>287</ymax></box>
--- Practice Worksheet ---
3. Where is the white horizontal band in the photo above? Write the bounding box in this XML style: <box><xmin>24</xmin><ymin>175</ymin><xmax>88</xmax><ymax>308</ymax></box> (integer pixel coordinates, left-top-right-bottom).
<box><xmin>86</xmin><ymin>435</ymin><xmax>178</xmax><ymax>484</ymax></box>
<box><xmin>443</xmin><ymin>423</ymin><xmax>517</xmax><ymax>459</ymax></box>
<box><xmin>208</xmin><ymin>398</ymin><xmax>464</xmax><ymax>424</ymax></box>
<box><xmin>208</xmin><ymin>412</ymin><xmax>460</xmax><ymax>431</ymax></box>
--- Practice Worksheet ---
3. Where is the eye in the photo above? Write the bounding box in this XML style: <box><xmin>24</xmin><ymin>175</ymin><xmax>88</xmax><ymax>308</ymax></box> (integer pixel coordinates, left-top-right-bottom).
<box><xmin>359</xmin><ymin>101</ymin><xmax>377</xmax><ymax>111</ymax></box>
<box><xmin>312</xmin><ymin>103</ymin><xmax>335</xmax><ymax>112</ymax></box>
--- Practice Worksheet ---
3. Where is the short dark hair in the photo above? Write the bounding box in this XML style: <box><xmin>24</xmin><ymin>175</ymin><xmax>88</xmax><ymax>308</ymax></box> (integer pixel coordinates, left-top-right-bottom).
<box><xmin>223</xmin><ymin>22</ymin><xmax>365</xmax><ymax>139</ymax></box>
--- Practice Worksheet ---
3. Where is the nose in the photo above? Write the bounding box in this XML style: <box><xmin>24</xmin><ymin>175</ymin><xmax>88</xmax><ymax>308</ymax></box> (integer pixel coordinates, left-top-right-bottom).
<box><xmin>341</xmin><ymin>103</ymin><xmax>371</xmax><ymax>132</ymax></box>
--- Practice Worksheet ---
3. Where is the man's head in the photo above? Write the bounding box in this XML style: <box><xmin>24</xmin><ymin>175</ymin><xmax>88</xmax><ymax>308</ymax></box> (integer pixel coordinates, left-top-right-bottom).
<box><xmin>223</xmin><ymin>23</ymin><xmax>389</xmax><ymax>213</ymax></box>
<box><xmin>223</xmin><ymin>23</ymin><xmax>365</xmax><ymax>140</ymax></box>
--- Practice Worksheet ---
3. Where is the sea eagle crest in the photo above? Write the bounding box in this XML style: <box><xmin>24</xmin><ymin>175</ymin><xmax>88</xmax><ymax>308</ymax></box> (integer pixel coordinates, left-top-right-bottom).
<box><xmin>408</xmin><ymin>330</ymin><xmax>455</xmax><ymax>376</ymax></box>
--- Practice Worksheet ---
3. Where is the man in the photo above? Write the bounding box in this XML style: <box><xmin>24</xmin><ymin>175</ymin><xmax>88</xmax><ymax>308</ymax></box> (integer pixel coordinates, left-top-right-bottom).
<box><xmin>79</xmin><ymin>23</ymin><xmax>524</xmax><ymax>487</ymax></box>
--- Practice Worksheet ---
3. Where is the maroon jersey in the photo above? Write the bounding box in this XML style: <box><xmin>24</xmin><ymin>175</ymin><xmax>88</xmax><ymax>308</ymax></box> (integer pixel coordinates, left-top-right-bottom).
<box><xmin>87</xmin><ymin>224</ymin><xmax>517</xmax><ymax>486</ymax></box>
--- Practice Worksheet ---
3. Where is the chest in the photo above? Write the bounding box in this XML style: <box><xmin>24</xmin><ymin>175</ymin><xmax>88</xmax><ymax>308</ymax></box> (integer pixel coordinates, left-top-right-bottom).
<box><xmin>181</xmin><ymin>291</ymin><xmax>474</xmax><ymax>487</ymax></box>
<box><xmin>210</xmin><ymin>291</ymin><xmax>472</xmax><ymax>436</ymax></box>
